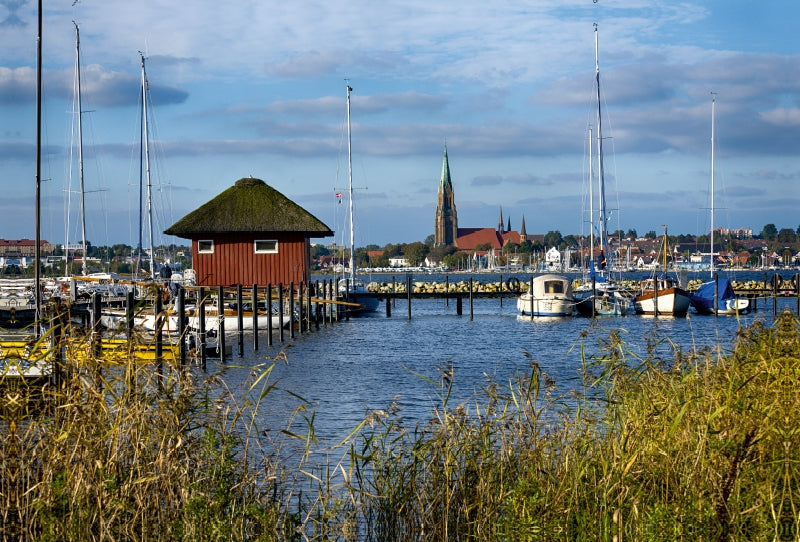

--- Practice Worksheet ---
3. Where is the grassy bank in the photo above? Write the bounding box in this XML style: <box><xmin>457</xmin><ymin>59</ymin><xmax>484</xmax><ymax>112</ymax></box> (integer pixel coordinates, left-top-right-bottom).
<box><xmin>2</xmin><ymin>310</ymin><xmax>797</xmax><ymax>540</ymax></box>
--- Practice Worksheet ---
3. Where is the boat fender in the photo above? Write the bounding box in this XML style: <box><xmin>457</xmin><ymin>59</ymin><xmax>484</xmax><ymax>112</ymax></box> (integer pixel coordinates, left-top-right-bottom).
<box><xmin>506</xmin><ymin>277</ymin><xmax>521</xmax><ymax>293</ymax></box>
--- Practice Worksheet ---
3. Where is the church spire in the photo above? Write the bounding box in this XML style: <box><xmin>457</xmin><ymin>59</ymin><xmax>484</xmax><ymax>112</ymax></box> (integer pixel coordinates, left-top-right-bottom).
<box><xmin>497</xmin><ymin>207</ymin><xmax>504</xmax><ymax>233</ymax></box>
<box><xmin>439</xmin><ymin>143</ymin><xmax>453</xmax><ymax>192</ymax></box>
<box><xmin>434</xmin><ymin>142</ymin><xmax>458</xmax><ymax>247</ymax></box>
<box><xmin>520</xmin><ymin>215</ymin><xmax>527</xmax><ymax>243</ymax></box>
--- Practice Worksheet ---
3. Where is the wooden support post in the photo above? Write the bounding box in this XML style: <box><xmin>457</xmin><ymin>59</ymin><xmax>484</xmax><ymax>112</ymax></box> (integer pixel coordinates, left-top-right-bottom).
<box><xmin>126</xmin><ymin>290</ymin><xmax>135</xmax><ymax>335</ymax></box>
<box><xmin>296</xmin><ymin>281</ymin><xmax>303</xmax><ymax>334</ymax></box>
<box><xmin>218</xmin><ymin>285</ymin><xmax>226</xmax><ymax>363</ymax></box>
<box><xmin>268</xmin><ymin>283</ymin><xmax>274</xmax><ymax>346</ymax></box>
<box><xmin>236</xmin><ymin>285</ymin><xmax>244</xmax><ymax>357</ymax></box>
<box><xmin>91</xmin><ymin>293</ymin><xmax>101</xmax><ymax>358</ymax></box>
<box><xmin>198</xmin><ymin>287</ymin><xmax>206</xmax><ymax>370</ymax></box>
<box><xmin>407</xmin><ymin>275</ymin><xmax>412</xmax><ymax>320</ymax></box>
<box><xmin>469</xmin><ymin>278</ymin><xmax>474</xmax><ymax>321</ymax></box>
<box><xmin>386</xmin><ymin>297</ymin><xmax>391</xmax><ymax>317</ymax></box>
<box><xmin>252</xmin><ymin>284</ymin><xmax>259</xmax><ymax>351</ymax></box>
<box><xmin>773</xmin><ymin>273</ymin><xmax>779</xmax><ymax>316</ymax></box>
<box><xmin>290</xmin><ymin>281</ymin><xmax>296</xmax><ymax>339</ymax></box>
<box><xmin>445</xmin><ymin>275</ymin><xmax>449</xmax><ymax>307</ymax></box>
<box><xmin>456</xmin><ymin>296</ymin><xmax>462</xmax><ymax>316</ymax></box>
<box><xmin>178</xmin><ymin>286</ymin><xmax>186</xmax><ymax>366</ymax></box>
<box><xmin>499</xmin><ymin>274</ymin><xmax>503</xmax><ymax>308</ymax></box>
<box><xmin>653</xmin><ymin>279</ymin><xmax>659</xmax><ymax>317</ymax></box>
<box><xmin>530</xmin><ymin>277</ymin><xmax>535</xmax><ymax>320</ymax></box>
<box><xmin>155</xmin><ymin>290</ymin><xmax>163</xmax><ymax>360</ymax></box>
<box><xmin>278</xmin><ymin>283</ymin><xmax>284</xmax><ymax>343</ymax></box>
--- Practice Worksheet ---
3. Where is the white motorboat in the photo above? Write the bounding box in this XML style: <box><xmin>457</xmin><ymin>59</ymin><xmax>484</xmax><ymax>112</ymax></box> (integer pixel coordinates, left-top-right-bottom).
<box><xmin>517</xmin><ymin>274</ymin><xmax>574</xmax><ymax>317</ymax></box>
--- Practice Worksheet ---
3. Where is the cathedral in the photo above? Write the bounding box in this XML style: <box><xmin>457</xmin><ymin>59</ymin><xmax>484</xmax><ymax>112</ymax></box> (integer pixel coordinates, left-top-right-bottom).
<box><xmin>433</xmin><ymin>145</ymin><xmax>531</xmax><ymax>250</ymax></box>
<box><xmin>433</xmin><ymin>145</ymin><xmax>458</xmax><ymax>247</ymax></box>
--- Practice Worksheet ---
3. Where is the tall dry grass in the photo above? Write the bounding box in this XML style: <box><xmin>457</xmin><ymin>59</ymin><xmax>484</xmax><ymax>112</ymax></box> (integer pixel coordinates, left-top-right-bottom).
<box><xmin>1</xmin><ymin>309</ymin><xmax>797</xmax><ymax>541</ymax></box>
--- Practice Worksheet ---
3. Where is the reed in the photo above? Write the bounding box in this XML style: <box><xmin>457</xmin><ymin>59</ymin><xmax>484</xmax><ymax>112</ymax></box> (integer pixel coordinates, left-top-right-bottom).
<box><xmin>1</xmin><ymin>309</ymin><xmax>796</xmax><ymax>540</ymax></box>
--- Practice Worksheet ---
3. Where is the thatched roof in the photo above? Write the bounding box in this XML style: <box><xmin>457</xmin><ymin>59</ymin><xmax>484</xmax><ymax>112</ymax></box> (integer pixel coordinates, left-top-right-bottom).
<box><xmin>164</xmin><ymin>177</ymin><xmax>333</xmax><ymax>238</ymax></box>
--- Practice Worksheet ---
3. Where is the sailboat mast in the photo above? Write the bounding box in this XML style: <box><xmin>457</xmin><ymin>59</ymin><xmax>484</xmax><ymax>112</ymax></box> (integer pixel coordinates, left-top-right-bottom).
<box><xmin>34</xmin><ymin>0</ymin><xmax>42</xmax><ymax>330</ymax></box>
<box><xmin>75</xmin><ymin>23</ymin><xmax>88</xmax><ymax>276</ymax></box>
<box><xmin>588</xmin><ymin>125</ymin><xmax>594</xmax><ymax>268</ymax></box>
<box><xmin>710</xmin><ymin>94</ymin><xmax>716</xmax><ymax>277</ymax></box>
<box><xmin>346</xmin><ymin>83</ymin><xmax>355</xmax><ymax>281</ymax></box>
<box><xmin>594</xmin><ymin>23</ymin><xmax>609</xmax><ymax>270</ymax></box>
<box><xmin>140</xmin><ymin>54</ymin><xmax>156</xmax><ymax>278</ymax></box>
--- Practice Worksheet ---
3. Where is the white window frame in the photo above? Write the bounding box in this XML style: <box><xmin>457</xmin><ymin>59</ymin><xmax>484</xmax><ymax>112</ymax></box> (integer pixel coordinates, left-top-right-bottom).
<box><xmin>197</xmin><ymin>240</ymin><xmax>214</xmax><ymax>254</ymax></box>
<box><xmin>254</xmin><ymin>239</ymin><xmax>278</xmax><ymax>254</ymax></box>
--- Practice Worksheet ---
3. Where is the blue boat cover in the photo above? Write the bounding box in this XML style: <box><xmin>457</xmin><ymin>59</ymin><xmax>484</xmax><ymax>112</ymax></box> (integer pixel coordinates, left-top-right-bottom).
<box><xmin>690</xmin><ymin>278</ymin><xmax>736</xmax><ymax>311</ymax></box>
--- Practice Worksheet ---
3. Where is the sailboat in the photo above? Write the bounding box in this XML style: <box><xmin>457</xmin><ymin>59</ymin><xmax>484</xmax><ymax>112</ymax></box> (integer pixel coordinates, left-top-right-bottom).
<box><xmin>689</xmin><ymin>95</ymin><xmax>749</xmax><ymax>315</ymax></box>
<box><xmin>574</xmin><ymin>23</ymin><xmax>629</xmax><ymax>317</ymax></box>
<box><xmin>633</xmin><ymin>226</ymin><xmax>691</xmax><ymax>316</ymax></box>
<box><xmin>337</xmin><ymin>83</ymin><xmax>379</xmax><ymax>314</ymax></box>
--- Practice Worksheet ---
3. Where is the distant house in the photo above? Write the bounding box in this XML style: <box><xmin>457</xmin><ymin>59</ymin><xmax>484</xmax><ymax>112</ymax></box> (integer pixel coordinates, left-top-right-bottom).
<box><xmin>164</xmin><ymin>177</ymin><xmax>333</xmax><ymax>286</ymax></box>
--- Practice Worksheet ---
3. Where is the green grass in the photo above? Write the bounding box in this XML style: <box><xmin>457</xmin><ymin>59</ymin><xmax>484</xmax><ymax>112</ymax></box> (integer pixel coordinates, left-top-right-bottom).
<box><xmin>2</xmin><ymin>309</ymin><xmax>797</xmax><ymax>540</ymax></box>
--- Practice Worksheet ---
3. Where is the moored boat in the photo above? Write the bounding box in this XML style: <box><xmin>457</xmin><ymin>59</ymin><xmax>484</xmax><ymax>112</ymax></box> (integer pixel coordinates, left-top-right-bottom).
<box><xmin>337</xmin><ymin>83</ymin><xmax>379</xmax><ymax>314</ymax></box>
<box><xmin>690</xmin><ymin>278</ymin><xmax>750</xmax><ymax>315</ymax></box>
<box><xmin>688</xmin><ymin>96</ymin><xmax>750</xmax><ymax>316</ymax></box>
<box><xmin>573</xmin><ymin>24</ymin><xmax>628</xmax><ymax>317</ymax></box>
<box><xmin>517</xmin><ymin>274</ymin><xmax>574</xmax><ymax>317</ymax></box>
<box><xmin>633</xmin><ymin>274</ymin><xmax>691</xmax><ymax>316</ymax></box>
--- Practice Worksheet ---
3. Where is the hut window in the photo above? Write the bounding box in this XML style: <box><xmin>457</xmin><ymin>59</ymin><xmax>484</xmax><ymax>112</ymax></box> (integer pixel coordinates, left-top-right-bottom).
<box><xmin>254</xmin><ymin>240</ymin><xmax>278</xmax><ymax>254</ymax></box>
<box><xmin>198</xmin><ymin>240</ymin><xmax>214</xmax><ymax>254</ymax></box>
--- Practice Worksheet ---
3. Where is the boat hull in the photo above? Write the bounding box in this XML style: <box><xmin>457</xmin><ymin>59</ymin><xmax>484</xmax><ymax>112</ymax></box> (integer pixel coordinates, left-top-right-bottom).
<box><xmin>633</xmin><ymin>288</ymin><xmax>691</xmax><ymax>316</ymax></box>
<box><xmin>574</xmin><ymin>283</ymin><xmax>629</xmax><ymax>316</ymax></box>
<box><xmin>516</xmin><ymin>294</ymin><xmax>573</xmax><ymax>317</ymax></box>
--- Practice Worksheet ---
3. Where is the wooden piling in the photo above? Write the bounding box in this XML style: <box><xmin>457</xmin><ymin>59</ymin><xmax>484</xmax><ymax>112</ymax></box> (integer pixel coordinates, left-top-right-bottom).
<box><xmin>198</xmin><ymin>287</ymin><xmax>206</xmax><ymax>370</ymax></box>
<box><xmin>252</xmin><ymin>284</ymin><xmax>259</xmax><ymax>351</ymax></box>
<box><xmin>278</xmin><ymin>283</ymin><xmax>284</xmax><ymax>343</ymax></box>
<box><xmin>218</xmin><ymin>285</ymin><xmax>226</xmax><ymax>363</ymax></box>
<box><xmin>178</xmin><ymin>286</ymin><xmax>187</xmax><ymax>366</ymax></box>
<box><xmin>407</xmin><ymin>275</ymin><xmax>412</xmax><ymax>320</ymax></box>
<box><xmin>236</xmin><ymin>285</ymin><xmax>244</xmax><ymax>357</ymax></box>
<box><xmin>469</xmin><ymin>278</ymin><xmax>474</xmax><ymax>321</ymax></box>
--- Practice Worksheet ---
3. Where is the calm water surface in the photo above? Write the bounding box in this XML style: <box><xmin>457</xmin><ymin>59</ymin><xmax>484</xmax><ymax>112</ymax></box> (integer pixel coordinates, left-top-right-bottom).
<box><xmin>205</xmin><ymin>270</ymin><xmax>799</xmax><ymax>448</ymax></box>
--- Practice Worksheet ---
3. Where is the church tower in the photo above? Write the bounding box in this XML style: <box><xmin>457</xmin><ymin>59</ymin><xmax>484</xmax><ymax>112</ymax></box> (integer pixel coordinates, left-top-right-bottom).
<box><xmin>434</xmin><ymin>144</ymin><xmax>458</xmax><ymax>247</ymax></box>
<box><xmin>520</xmin><ymin>215</ymin><xmax>528</xmax><ymax>244</ymax></box>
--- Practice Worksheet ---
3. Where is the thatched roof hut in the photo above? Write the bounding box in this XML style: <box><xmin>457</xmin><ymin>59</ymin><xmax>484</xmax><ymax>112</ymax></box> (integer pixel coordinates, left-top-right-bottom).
<box><xmin>165</xmin><ymin>177</ymin><xmax>333</xmax><ymax>287</ymax></box>
<box><xmin>165</xmin><ymin>177</ymin><xmax>332</xmax><ymax>237</ymax></box>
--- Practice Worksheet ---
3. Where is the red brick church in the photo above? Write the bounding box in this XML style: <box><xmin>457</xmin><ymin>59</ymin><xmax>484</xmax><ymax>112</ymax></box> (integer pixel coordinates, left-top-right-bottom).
<box><xmin>433</xmin><ymin>145</ymin><xmax>538</xmax><ymax>251</ymax></box>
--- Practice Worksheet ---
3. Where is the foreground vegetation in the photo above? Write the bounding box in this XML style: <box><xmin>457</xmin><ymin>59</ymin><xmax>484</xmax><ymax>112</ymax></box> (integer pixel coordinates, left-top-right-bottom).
<box><xmin>2</xmin><ymin>310</ymin><xmax>797</xmax><ymax>540</ymax></box>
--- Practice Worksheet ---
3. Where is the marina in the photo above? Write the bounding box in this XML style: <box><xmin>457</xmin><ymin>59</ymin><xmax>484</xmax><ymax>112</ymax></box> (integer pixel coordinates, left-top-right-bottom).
<box><xmin>3</xmin><ymin>269</ymin><xmax>797</xmax><ymax>433</ymax></box>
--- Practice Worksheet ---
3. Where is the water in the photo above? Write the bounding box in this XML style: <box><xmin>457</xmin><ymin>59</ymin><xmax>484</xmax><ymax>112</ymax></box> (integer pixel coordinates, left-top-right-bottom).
<box><xmin>206</xmin><ymin>270</ymin><xmax>799</xmax><ymax>448</ymax></box>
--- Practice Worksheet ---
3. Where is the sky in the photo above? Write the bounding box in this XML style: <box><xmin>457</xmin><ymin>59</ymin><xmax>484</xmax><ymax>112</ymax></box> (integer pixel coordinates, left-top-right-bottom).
<box><xmin>1</xmin><ymin>0</ymin><xmax>798</xmax><ymax>251</ymax></box>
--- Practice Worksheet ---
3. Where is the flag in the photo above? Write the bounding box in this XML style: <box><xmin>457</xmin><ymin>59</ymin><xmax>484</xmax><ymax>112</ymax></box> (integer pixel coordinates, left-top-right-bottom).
<box><xmin>335</xmin><ymin>192</ymin><xmax>342</xmax><ymax>204</ymax></box>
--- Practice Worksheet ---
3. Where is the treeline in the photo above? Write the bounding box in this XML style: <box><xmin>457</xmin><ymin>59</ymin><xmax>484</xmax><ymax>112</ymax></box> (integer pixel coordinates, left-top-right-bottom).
<box><xmin>313</xmin><ymin>222</ymin><xmax>800</xmax><ymax>270</ymax></box>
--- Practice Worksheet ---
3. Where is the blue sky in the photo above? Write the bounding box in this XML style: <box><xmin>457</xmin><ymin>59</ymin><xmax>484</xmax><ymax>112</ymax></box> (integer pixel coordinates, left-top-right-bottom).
<box><xmin>1</xmin><ymin>0</ymin><xmax>798</xmax><ymax>250</ymax></box>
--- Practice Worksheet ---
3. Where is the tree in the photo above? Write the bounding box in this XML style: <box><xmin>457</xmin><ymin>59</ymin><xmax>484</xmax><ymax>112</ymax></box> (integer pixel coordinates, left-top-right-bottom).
<box><xmin>403</xmin><ymin>242</ymin><xmax>428</xmax><ymax>266</ymax></box>
<box><xmin>424</xmin><ymin>234</ymin><xmax>435</xmax><ymax>247</ymax></box>
<box><xmin>644</xmin><ymin>230</ymin><xmax>657</xmax><ymax>240</ymax></box>
<box><xmin>626</xmin><ymin>228</ymin><xmax>638</xmax><ymax>239</ymax></box>
<box><xmin>563</xmin><ymin>235</ymin><xmax>580</xmax><ymax>248</ymax></box>
<box><xmin>760</xmin><ymin>223</ymin><xmax>778</xmax><ymax>241</ymax></box>
<box><xmin>777</xmin><ymin>228</ymin><xmax>797</xmax><ymax>243</ymax></box>
<box><xmin>543</xmin><ymin>230</ymin><xmax>563</xmax><ymax>248</ymax></box>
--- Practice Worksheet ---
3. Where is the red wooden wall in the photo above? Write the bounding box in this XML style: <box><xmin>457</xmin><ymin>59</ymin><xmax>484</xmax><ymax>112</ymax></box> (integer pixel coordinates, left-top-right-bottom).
<box><xmin>190</xmin><ymin>233</ymin><xmax>310</xmax><ymax>287</ymax></box>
